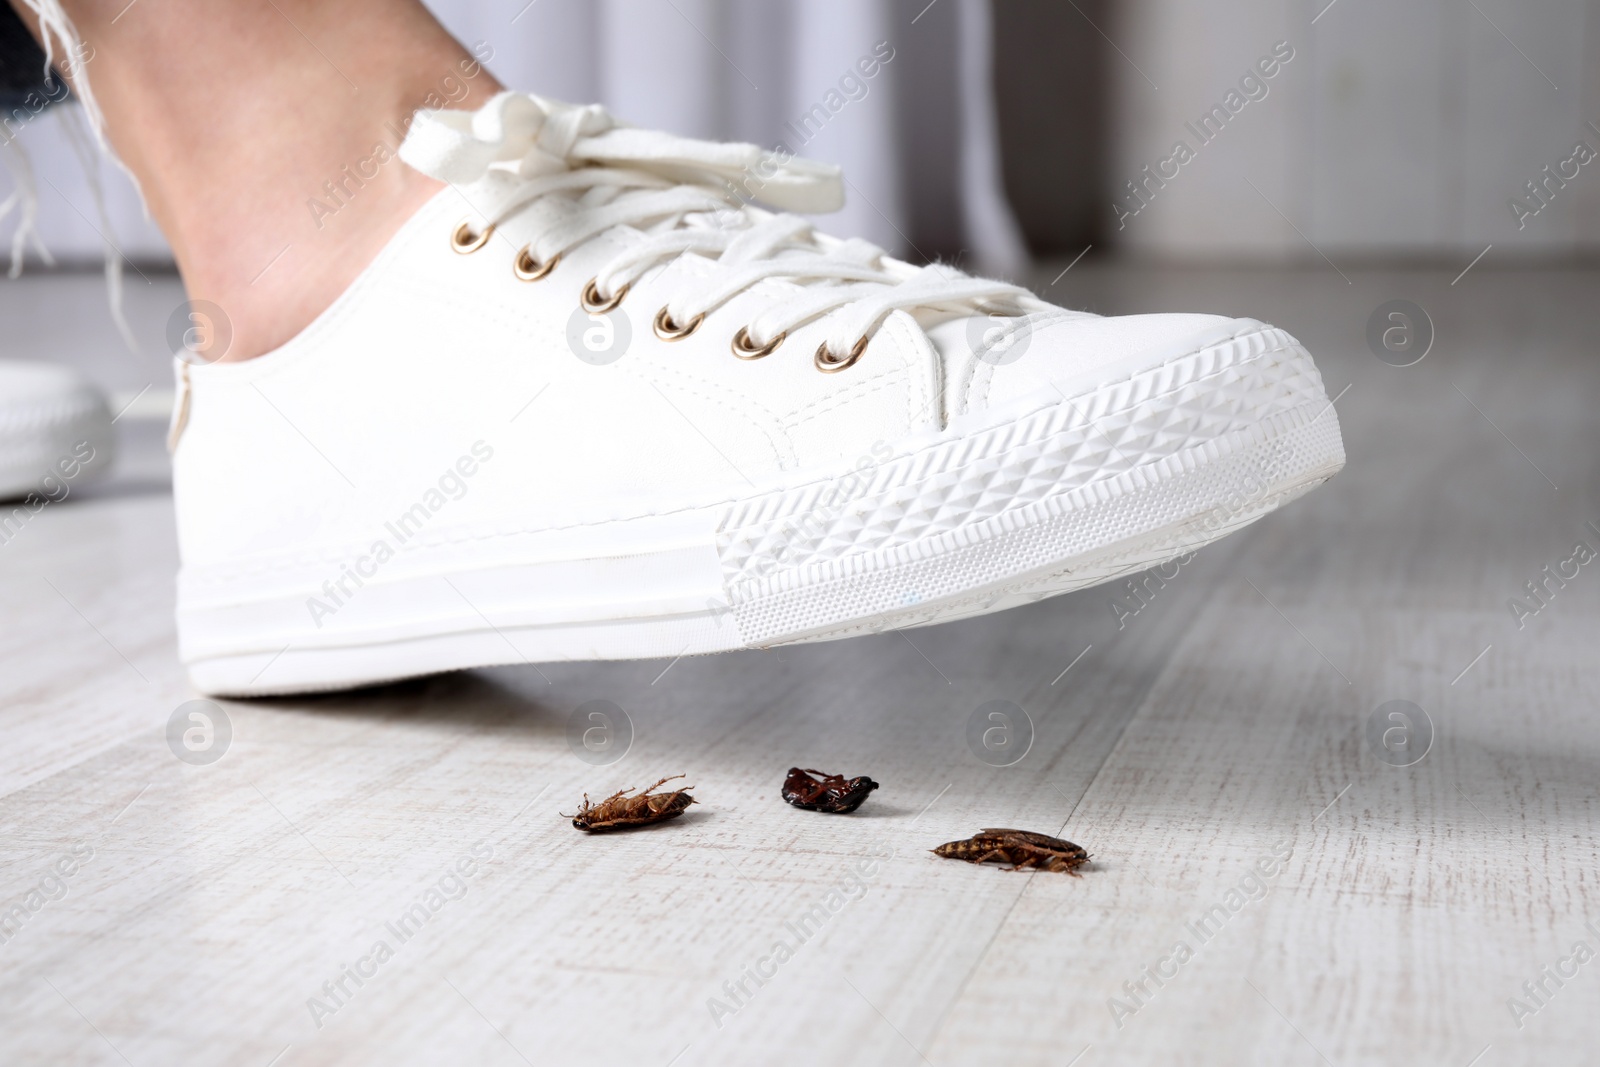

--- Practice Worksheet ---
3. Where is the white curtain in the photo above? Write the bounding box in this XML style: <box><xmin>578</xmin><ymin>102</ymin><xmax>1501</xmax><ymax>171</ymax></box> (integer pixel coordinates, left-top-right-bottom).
<box><xmin>5</xmin><ymin>0</ymin><xmax>1025</xmax><ymax>275</ymax></box>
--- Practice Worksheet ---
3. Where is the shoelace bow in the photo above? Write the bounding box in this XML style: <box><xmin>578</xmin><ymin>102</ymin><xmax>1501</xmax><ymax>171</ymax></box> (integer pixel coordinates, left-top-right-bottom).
<box><xmin>398</xmin><ymin>92</ymin><xmax>1034</xmax><ymax>366</ymax></box>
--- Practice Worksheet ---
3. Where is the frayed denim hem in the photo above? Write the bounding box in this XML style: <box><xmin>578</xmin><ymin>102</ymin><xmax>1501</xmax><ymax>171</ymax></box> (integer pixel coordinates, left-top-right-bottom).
<box><xmin>1</xmin><ymin>2</ymin><xmax>58</xmax><ymax>108</ymax></box>
<box><xmin>2</xmin><ymin>78</ymin><xmax>72</xmax><ymax>137</ymax></box>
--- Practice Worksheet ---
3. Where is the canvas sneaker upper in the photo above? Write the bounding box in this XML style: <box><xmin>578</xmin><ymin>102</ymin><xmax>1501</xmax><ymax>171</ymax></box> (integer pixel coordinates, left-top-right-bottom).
<box><xmin>171</xmin><ymin>92</ymin><xmax>1299</xmax><ymax>571</ymax></box>
<box><xmin>169</xmin><ymin>91</ymin><xmax>1344</xmax><ymax>695</ymax></box>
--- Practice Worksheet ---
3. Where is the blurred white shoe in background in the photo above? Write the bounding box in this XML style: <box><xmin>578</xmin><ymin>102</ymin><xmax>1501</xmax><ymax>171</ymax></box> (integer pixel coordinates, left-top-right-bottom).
<box><xmin>0</xmin><ymin>359</ymin><xmax>114</xmax><ymax>504</ymax></box>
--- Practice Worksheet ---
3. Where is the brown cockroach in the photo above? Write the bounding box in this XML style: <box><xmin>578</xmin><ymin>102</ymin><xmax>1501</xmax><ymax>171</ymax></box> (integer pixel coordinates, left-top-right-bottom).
<box><xmin>564</xmin><ymin>775</ymin><xmax>697</xmax><ymax>832</ymax></box>
<box><xmin>932</xmin><ymin>828</ymin><xmax>1090</xmax><ymax>875</ymax></box>
<box><xmin>781</xmin><ymin>767</ymin><xmax>880</xmax><ymax>814</ymax></box>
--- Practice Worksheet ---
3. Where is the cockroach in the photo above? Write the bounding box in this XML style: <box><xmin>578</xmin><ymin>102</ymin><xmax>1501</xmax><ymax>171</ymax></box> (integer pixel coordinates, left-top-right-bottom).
<box><xmin>564</xmin><ymin>774</ymin><xmax>697</xmax><ymax>832</ymax></box>
<box><xmin>932</xmin><ymin>828</ymin><xmax>1090</xmax><ymax>875</ymax></box>
<box><xmin>781</xmin><ymin>767</ymin><xmax>880</xmax><ymax>813</ymax></box>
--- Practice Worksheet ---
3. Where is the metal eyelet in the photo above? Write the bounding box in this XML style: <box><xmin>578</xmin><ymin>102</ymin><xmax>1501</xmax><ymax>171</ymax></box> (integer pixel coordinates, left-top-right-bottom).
<box><xmin>731</xmin><ymin>326</ymin><xmax>786</xmax><ymax>360</ymax></box>
<box><xmin>514</xmin><ymin>246</ymin><xmax>560</xmax><ymax>281</ymax></box>
<box><xmin>451</xmin><ymin>220</ymin><xmax>494</xmax><ymax>254</ymax></box>
<box><xmin>653</xmin><ymin>307</ymin><xmax>705</xmax><ymax>342</ymax></box>
<box><xmin>581</xmin><ymin>278</ymin><xmax>629</xmax><ymax>314</ymax></box>
<box><xmin>814</xmin><ymin>336</ymin><xmax>868</xmax><ymax>373</ymax></box>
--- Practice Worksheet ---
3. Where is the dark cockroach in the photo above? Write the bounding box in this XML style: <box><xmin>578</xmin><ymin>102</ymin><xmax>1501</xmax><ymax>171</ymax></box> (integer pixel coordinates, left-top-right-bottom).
<box><xmin>564</xmin><ymin>774</ymin><xmax>697</xmax><ymax>832</ymax></box>
<box><xmin>781</xmin><ymin>767</ymin><xmax>880</xmax><ymax>813</ymax></box>
<box><xmin>932</xmin><ymin>828</ymin><xmax>1090</xmax><ymax>875</ymax></box>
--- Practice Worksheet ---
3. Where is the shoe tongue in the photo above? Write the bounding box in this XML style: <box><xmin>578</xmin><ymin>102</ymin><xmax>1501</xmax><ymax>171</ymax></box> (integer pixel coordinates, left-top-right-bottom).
<box><xmin>923</xmin><ymin>312</ymin><xmax>978</xmax><ymax>365</ymax></box>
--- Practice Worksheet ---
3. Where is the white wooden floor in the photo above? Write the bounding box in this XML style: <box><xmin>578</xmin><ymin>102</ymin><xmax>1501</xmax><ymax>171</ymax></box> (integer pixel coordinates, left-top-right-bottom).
<box><xmin>2</xmin><ymin>264</ymin><xmax>1596</xmax><ymax>1067</ymax></box>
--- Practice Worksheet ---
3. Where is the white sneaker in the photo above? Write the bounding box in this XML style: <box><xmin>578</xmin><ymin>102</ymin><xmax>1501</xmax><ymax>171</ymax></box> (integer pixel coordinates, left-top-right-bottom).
<box><xmin>0</xmin><ymin>359</ymin><xmax>113</xmax><ymax>510</ymax></box>
<box><xmin>172</xmin><ymin>93</ymin><xmax>1344</xmax><ymax>696</ymax></box>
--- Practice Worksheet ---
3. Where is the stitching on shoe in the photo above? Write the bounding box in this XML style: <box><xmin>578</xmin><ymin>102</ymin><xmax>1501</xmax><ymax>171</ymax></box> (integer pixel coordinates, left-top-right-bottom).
<box><xmin>975</xmin><ymin>342</ymin><xmax>995</xmax><ymax>410</ymax></box>
<box><xmin>780</xmin><ymin>317</ymin><xmax>922</xmax><ymax>433</ymax></box>
<box><xmin>781</xmin><ymin>365</ymin><xmax>905</xmax><ymax>432</ymax></box>
<box><xmin>181</xmin><ymin>329</ymin><xmax>1308</xmax><ymax>586</ymax></box>
<box><xmin>187</xmin><ymin>329</ymin><xmax>1300</xmax><ymax>577</ymax></box>
<box><xmin>962</xmin><ymin>338</ymin><xmax>986</xmax><ymax>418</ymax></box>
<box><xmin>964</xmin><ymin>308</ymin><xmax>1079</xmax><ymax>416</ymax></box>
<box><xmin>185</xmin><ymin>386</ymin><xmax>1335</xmax><ymax>601</ymax></box>
<box><xmin>883</xmin><ymin>314</ymin><xmax>934</xmax><ymax>434</ymax></box>
<box><xmin>632</xmin><ymin>365</ymin><xmax>796</xmax><ymax>470</ymax></box>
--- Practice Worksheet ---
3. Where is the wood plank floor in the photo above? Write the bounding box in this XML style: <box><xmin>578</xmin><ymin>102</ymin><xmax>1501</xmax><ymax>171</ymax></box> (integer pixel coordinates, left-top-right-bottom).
<box><xmin>1</xmin><ymin>264</ymin><xmax>1596</xmax><ymax>1066</ymax></box>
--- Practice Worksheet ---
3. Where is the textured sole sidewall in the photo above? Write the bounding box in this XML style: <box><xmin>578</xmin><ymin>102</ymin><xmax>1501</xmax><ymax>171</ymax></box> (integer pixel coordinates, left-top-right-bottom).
<box><xmin>179</xmin><ymin>332</ymin><xmax>1344</xmax><ymax>695</ymax></box>
<box><xmin>730</xmin><ymin>403</ymin><xmax>1344</xmax><ymax>646</ymax></box>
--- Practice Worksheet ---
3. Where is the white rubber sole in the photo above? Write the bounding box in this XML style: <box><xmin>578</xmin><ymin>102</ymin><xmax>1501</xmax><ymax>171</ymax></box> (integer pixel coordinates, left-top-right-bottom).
<box><xmin>180</xmin><ymin>326</ymin><xmax>1344</xmax><ymax>696</ymax></box>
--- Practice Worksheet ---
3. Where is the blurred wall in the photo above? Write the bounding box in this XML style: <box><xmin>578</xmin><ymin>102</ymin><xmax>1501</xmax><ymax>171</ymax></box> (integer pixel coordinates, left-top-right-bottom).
<box><xmin>3</xmin><ymin>0</ymin><xmax>1022</xmax><ymax>270</ymax></box>
<box><xmin>992</xmin><ymin>0</ymin><xmax>1110</xmax><ymax>256</ymax></box>
<box><xmin>6</xmin><ymin>0</ymin><xmax>1598</xmax><ymax>269</ymax></box>
<box><xmin>1101</xmin><ymin>0</ymin><xmax>1600</xmax><ymax>259</ymax></box>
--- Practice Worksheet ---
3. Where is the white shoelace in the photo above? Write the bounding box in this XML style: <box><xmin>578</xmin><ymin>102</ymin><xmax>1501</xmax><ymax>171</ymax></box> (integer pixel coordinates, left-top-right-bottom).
<box><xmin>399</xmin><ymin>92</ymin><xmax>1036</xmax><ymax>366</ymax></box>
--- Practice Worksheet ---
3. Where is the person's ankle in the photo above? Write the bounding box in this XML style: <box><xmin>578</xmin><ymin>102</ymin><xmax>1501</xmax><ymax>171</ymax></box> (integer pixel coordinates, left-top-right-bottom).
<box><xmin>152</xmin><ymin>54</ymin><xmax>502</xmax><ymax>363</ymax></box>
<box><xmin>17</xmin><ymin>0</ymin><xmax>502</xmax><ymax>363</ymax></box>
<box><xmin>176</xmin><ymin>161</ymin><xmax>445</xmax><ymax>363</ymax></box>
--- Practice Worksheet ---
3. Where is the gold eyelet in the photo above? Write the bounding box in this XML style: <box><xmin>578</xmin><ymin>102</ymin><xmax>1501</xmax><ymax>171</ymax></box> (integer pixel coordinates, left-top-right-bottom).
<box><xmin>653</xmin><ymin>307</ymin><xmax>705</xmax><ymax>342</ymax></box>
<box><xmin>581</xmin><ymin>278</ymin><xmax>629</xmax><ymax>314</ymax></box>
<box><xmin>451</xmin><ymin>220</ymin><xmax>494</xmax><ymax>254</ymax></box>
<box><xmin>514</xmin><ymin>246</ymin><xmax>560</xmax><ymax>281</ymax></box>
<box><xmin>731</xmin><ymin>326</ymin><xmax>786</xmax><ymax>360</ymax></box>
<box><xmin>814</xmin><ymin>336</ymin><xmax>868</xmax><ymax>373</ymax></box>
